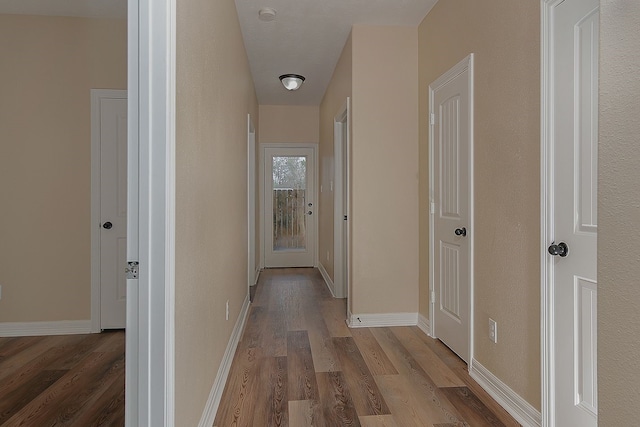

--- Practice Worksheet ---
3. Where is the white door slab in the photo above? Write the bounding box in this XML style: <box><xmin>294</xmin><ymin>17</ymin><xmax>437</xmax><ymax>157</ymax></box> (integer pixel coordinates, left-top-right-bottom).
<box><xmin>264</xmin><ymin>146</ymin><xmax>316</xmax><ymax>268</ymax></box>
<box><xmin>550</xmin><ymin>0</ymin><xmax>599</xmax><ymax>425</ymax></box>
<box><xmin>430</xmin><ymin>56</ymin><xmax>473</xmax><ymax>363</ymax></box>
<box><xmin>92</xmin><ymin>90</ymin><xmax>128</xmax><ymax>330</ymax></box>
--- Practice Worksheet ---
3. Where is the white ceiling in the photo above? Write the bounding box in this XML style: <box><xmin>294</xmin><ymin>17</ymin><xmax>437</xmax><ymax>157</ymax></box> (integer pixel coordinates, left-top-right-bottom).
<box><xmin>235</xmin><ymin>0</ymin><xmax>438</xmax><ymax>105</ymax></box>
<box><xmin>0</xmin><ymin>0</ymin><xmax>126</xmax><ymax>19</ymax></box>
<box><xmin>0</xmin><ymin>0</ymin><xmax>438</xmax><ymax>105</ymax></box>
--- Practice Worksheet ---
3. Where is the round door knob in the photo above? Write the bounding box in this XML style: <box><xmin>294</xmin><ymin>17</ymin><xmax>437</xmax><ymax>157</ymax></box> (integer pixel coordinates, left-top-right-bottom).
<box><xmin>103</xmin><ymin>222</ymin><xmax>113</xmax><ymax>230</ymax></box>
<box><xmin>308</xmin><ymin>202</ymin><xmax>313</xmax><ymax>207</ymax></box>
<box><xmin>548</xmin><ymin>242</ymin><xmax>568</xmax><ymax>257</ymax></box>
<box><xmin>307</xmin><ymin>211</ymin><xmax>313</xmax><ymax>215</ymax></box>
<box><xmin>454</xmin><ymin>227</ymin><xmax>467</xmax><ymax>237</ymax></box>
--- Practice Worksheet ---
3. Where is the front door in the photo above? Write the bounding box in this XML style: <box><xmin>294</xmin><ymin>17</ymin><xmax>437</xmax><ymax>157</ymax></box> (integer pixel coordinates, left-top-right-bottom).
<box><xmin>264</xmin><ymin>147</ymin><xmax>316</xmax><ymax>267</ymax></box>
<box><xmin>96</xmin><ymin>91</ymin><xmax>128</xmax><ymax>329</ymax></box>
<box><xmin>431</xmin><ymin>56</ymin><xmax>473</xmax><ymax>363</ymax></box>
<box><xmin>551</xmin><ymin>0</ymin><xmax>599</xmax><ymax>425</ymax></box>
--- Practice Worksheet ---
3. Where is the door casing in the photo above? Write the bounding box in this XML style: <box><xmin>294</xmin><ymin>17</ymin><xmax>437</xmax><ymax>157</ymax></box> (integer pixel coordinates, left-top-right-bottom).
<box><xmin>428</xmin><ymin>53</ymin><xmax>475</xmax><ymax>365</ymax></box>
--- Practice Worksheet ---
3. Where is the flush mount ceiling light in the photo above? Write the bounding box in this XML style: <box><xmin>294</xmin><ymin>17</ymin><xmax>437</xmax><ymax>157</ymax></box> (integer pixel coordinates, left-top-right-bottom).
<box><xmin>258</xmin><ymin>7</ymin><xmax>277</xmax><ymax>21</ymax></box>
<box><xmin>279</xmin><ymin>74</ymin><xmax>305</xmax><ymax>91</ymax></box>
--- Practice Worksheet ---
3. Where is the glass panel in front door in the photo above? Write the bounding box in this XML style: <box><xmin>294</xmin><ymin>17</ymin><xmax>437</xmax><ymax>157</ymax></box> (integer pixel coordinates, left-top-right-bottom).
<box><xmin>272</xmin><ymin>156</ymin><xmax>307</xmax><ymax>251</ymax></box>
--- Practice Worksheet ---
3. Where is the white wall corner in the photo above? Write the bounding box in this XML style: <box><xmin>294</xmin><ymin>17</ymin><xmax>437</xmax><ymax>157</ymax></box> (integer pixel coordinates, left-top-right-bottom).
<box><xmin>317</xmin><ymin>263</ymin><xmax>336</xmax><ymax>298</ymax></box>
<box><xmin>417</xmin><ymin>313</ymin><xmax>431</xmax><ymax>336</ymax></box>
<box><xmin>347</xmin><ymin>312</ymin><xmax>419</xmax><ymax>328</ymax></box>
<box><xmin>0</xmin><ymin>320</ymin><xmax>93</xmax><ymax>337</ymax></box>
<box><xmin>469</xmin><ymin>359</ymin><xmax>542</xmax><ymax>427</ymax></box>
<box><xmin>198</xmin><ymin>295</ymin><xmax>251</xmax><ymax>427</ymax></box>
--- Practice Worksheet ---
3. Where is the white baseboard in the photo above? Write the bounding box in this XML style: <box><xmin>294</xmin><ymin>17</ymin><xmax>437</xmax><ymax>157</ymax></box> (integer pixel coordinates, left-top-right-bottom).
<box><xmin>198</xmin><ymin>294</ymin><xmax>251</xmax><ymax>427</ymax></box>
<box><xmin>417</xmin><ymin>313</ymin><xmax>431</xmax><ymax>336</ymax></box>
<box><xmin>317</xmin><ymin>263</ymin><xmax>336</xmax><ymax>298</ymax></box>
<box><xmin>347</xmin><ymin>312</ymin><xmax>418</xmax><ymax>328</ymax></box>
<box><xmin>469</xmin><ymin>359</ymin><xmax>541</xmax><ymax>427</ymax></box>
<box><xmin>0</xmin><ymin>320</ymin><xmax>92</xmax><ymax>337</ymax></box>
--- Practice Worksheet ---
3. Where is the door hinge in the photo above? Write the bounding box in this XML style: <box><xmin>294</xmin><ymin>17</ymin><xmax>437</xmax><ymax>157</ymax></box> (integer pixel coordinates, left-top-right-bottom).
<box><xmin>430</xmin><ymin>112</ymin><xmax>435</xmax><ymax>125</ymax></box>
<box><xmin>126</xmin><ymin>261</ymin><xmax>139</xmax><ymax>279</ymax></box>
<box><xmin>430</xmin><ymin>290</ymin><xmax>435</xmax><ymax>304</ymax></box>
<box><xmin>430</xmin><ymin>202</ymin><xmax>435</xmax><ymax>214</ymax></box>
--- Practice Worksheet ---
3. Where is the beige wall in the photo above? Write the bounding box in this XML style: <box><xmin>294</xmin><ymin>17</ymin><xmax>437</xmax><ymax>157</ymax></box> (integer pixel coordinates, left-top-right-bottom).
<box><xmin>318</xmin><ymin>34</ymin><xmax>352</xmax><ymax>283</ymax></box>
<box><xmin>259</xmin><ymin>105</ymin><xmax>319</xmax><ymax>143</ymax></box>
<box><xmin>175</xmin><ymin>0</ymin><xmax>258</xmax><ymax>423</ymax></box>
<box><xmin>351</xmin><ymin>25</ymin><xmax>419</xmax><ymax>315</ymax></box>
<box><xmin>0</xmin><ymin>15</ymin><xmax>127</xmax><ymax>323</ymax></box>
<box><xmin>418</xmin><ymin>0</ymin><xmax>541</xmax><ymax>408</ymax></box>
<box><xmin>599</xmin><ymin>1</ymin><xmax>640</xmax><ymax>424</ymax></box>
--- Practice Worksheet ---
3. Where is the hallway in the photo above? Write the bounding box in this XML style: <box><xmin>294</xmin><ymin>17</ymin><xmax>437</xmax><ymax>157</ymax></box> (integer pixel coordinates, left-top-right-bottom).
<box><xmin>214</xmin><ymin>268</ymin><xmax>519</xmax><ymax>426</ymax></box>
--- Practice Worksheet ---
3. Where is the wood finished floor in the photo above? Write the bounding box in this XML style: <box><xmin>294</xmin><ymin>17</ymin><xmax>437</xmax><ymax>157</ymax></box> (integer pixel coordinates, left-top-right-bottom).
<box><xmin>0</xmin><ymin>330</ymin><xmax>125</xmax><ymax>426</ymax></box>
<box><xmin>215</xmin><ymin>268</ymin><xmax>520</xmax><ymax>427</ymax></box>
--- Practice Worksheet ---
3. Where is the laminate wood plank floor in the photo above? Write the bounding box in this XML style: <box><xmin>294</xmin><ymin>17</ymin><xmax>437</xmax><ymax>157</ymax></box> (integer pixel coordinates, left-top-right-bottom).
<box><xmin>214</xmin><ymin>268</ymin><xmax>521</xmax><ymax>427</ymax></box>
<box><xmin>0</xmin><ymin>330</ymin><xmax>125</xmax><ymax>426</ymax></box>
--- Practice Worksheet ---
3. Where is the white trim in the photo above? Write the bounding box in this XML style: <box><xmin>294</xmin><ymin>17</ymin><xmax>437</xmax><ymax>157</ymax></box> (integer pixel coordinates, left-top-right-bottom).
<box><xmin>540</xmin><ymin>3</ymin><xmax>559</xmax><ymax>427</ymax></box>
<box><xmin>317</xmin><ymin>263</ymin><xmax>336</xmax><ymax>298</ymax></box>
<box><xmin>333</xmin><ymin>98</ymin><xmax>351</xmax><ymax>300</ymax></box>
<box><xmin>347</xmin><ymin>312</ymin><xmax>419</xmax><ymax>328</ymax></box>
<box><xmin>126</xmin><ymin>0</ymin><xmax>176</xmax><ymax>424</ymax></box>
<box><xmin>428</xmin><ymin>54</ymin><xmax>475</xmax><ymax>364</ymax></box>
<box><xmin>90</xmin><ymin>89</ymin><xmax>127</xmax><ymax>334</ymax></box>
<box><xmin>470</xmin><ymin>360</ymin><xmax>542</xmax><ymax>427</ymax></box>
<box><xmin>253</xmin><ymin>267</ymin><xmax>262</xmax><ymax>287</ymax></box>
<box><xmin>417</xmin><ymin>313</ymin><xmax>431</xmax><ymax>336</ymax></box>
<box><xmin>0</xmin><ymin>320</ymin><xmax>92</xmax><ymax>337</ymax></box>
<box><xmin>197</xmin><ymin>295</ymin><xmax>251</xmax><ymax>427</ymax></box>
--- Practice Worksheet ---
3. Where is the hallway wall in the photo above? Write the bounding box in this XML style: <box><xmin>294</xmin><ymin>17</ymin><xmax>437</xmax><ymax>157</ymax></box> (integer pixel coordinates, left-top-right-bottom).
<box><xmin>175</xmin><ymin>0</ymin><xmax>258</xmax><ymax>422</ymax></box>
<box><xmin>599</xmin><ymin>1</ymin><xmax>640</xmax><ymax>424</ymax></box>
<box><xmin>350</xmin><ymin>25</ymin><xmax>419</xmax><ymax>316</ymax></box>
<box><xmin>319</xmin><ymin>33</ymin><xmax>352</xmax><ymax>289</ymax></box>
<box><xmin>259</xmin><ymin>105</ymin><xmax>319</xmax><ymax>144</ymax></box>
<box><xmin>0</xmin><ymin>14</ymin><xmax>127</xmax><ymax>324</ymax></box>
<box><xmin>418</xmin><ymin>0</ymin><xmax>541</xmax><ymax>409</ymax></box>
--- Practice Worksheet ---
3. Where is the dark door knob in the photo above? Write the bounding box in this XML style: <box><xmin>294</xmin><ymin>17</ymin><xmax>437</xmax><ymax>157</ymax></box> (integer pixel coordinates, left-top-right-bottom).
<box><xmin>307</xmin><ymin>211</ymin><xmax>313</xmax><ymax>215</ymax></box>
<box><xmin>308</xmin><ymin>202</ymin><xmax>313</xmax><ymax>207</ymax></box>
<box><xmin>548</xmin><ymin>242</ymin><xmax>568</xmax><ymax>257</ymax></box>
<box><xmin>103</xmin><ymin>222</ymin><xmax>113</xmax><ymax>230</ymax></box>
<box><xmin>454</xmin><ymin>227</ymin><xmax>467</xmax><ymax>237</ymax></box>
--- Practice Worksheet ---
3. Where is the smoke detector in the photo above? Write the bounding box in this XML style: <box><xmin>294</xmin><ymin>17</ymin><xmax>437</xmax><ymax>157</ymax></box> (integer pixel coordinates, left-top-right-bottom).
<box><xmin>258</xmin><ymin>7</ymin><xmax>277</xmax><ymax>21</ymax></box>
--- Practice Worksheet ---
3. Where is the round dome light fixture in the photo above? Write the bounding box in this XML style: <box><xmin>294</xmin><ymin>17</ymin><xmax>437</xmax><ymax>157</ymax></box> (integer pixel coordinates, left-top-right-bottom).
<box><xmin>258</xmin><ymin>7</ymin><xmax>277</xmax><ymax>21</ymax></box>
<box><xmin>279</xmin><ymin>74</ymin><xmax>305</xmax><ymax>91</ymax></box>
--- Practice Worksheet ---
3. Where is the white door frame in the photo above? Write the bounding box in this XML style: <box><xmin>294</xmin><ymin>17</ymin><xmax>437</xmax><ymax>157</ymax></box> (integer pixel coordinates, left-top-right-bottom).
<box><xmin>248</xmin><ymin>114</ymin><xmax>258</xmax><ymax>288</ymax></box>
<box><xmin>428</xmin><ymin>54</ymin><xmax>475</xmax><ymax>364</ymax></box>
<box><xmin>90</xmin><ymin>88</ymin><xmax>127</xmax><ymax>333</ymax></box>
<box><xmin>126</xmin><ymin>0</ymin><xmax>176</xmax><ymax>424</ymax></box>
<box><xmin>259</xmin><ymin>143</ymin><xmax>319</xmax><ymax>268</ymax></box>
<box><xmin>334</xmin><ymin>98</ymin><xmax>351</xmax><ymax>300</ymax></box>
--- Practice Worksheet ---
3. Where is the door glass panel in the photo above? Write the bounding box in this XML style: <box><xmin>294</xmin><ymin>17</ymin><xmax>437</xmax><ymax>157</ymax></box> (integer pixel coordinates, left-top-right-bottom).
<box><xmin>272</xmin><ymin>156</ymin><xmax>307</xmax><ymax>251</ymax></box>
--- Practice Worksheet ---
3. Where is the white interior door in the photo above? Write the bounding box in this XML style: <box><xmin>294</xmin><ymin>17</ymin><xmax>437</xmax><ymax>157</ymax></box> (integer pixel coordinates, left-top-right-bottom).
<box><xmin>551</xmin><ymin>1</ymin><xmax>599</xmax><ymax>425</ymax></box>
<box><xmin>334</xmin><ymin>99</ymin><xmax>350</xmax><ymax>301</ymax></box>
<box><xmin>430</xmin><ymin>56</ymin><xmax>473</xmax><ymax>363</ymax></box>
<box><xmin>264</xmin><ymin>147</ymin><xmax>316</xmax><ymax>268</ymax></box>
<box><xmin>97</xmin><ymin>92</ymin><xmax>128</xmax><ymax>329</ymax></box>
<box><xmin>248</xmin><ymin>115</ymin><xmax>257</xmax><ymax>290</ymax></box>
